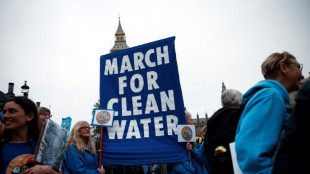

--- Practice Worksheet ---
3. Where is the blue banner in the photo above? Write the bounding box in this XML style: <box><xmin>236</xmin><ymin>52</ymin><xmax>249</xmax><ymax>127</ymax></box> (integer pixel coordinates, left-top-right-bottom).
<box><xmin>100</xmin><ymin>36</ymin><xmax>187</xmax><ymax>165</ymax></box>
<box><xmin>61</xmin><ymin>117</ymin><xmax>72</xmax><ymax>137</ymax></box>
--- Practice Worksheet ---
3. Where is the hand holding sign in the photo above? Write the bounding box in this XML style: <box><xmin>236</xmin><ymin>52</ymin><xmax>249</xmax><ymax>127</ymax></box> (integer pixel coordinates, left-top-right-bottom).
<box><xmin>177</xmin><ymin>124</ymin><xmax>196</xmax><ymax>165</ymax></box>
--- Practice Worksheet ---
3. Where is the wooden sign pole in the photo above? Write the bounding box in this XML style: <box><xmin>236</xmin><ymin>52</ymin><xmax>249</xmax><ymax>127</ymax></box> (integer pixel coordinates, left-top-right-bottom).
<box><xmin>99</xmin><ymin>127</ymin><xmax>103</xmax><ymax>168</ymax></box>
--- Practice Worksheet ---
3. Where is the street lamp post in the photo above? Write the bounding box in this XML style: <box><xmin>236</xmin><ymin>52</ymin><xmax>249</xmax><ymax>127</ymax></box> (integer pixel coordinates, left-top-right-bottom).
<box><xmin>21</xmin><ymin>81</ymin><xmax>30</xmax><ymax>98</ymax></box>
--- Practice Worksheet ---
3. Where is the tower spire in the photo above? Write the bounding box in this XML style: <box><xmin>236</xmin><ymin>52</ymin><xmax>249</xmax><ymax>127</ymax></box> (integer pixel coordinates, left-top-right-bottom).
<box><xmin>110</xmin><ymin>17</ymin><xmax>129</xmax><ymax>53</ymax></box>
<box><xmin>221</xmin><ymin>82</ymin><xmax>226</xmax><ymax>93</ymax></box>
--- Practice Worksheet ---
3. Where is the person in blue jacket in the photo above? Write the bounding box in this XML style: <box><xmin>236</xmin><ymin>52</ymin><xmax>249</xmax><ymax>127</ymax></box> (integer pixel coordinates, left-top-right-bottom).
<box><xmin>167</xmin><ymin>111</ymin><xmax>209</xmax><ymax>174</ymax></box>
<box><xmin>62</xmin><ymin>121</ymin><xmax>105</xmax><ymax>174</ymax></box>
<box><xmin>185</xmin><ymin>111</ymin><xmax>209</xmax><ymax>174</ymax></box>
<box><xmin>235</xmin><ymin>51</ymin><xmax>304</xmax><ymax>174</ymax></box>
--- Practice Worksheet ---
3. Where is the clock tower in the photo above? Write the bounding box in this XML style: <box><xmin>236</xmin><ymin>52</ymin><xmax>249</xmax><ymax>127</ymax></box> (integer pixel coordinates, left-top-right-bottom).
<box><xmin>110</xmin><ymin>17</ymin><xmax>129</xmax><ymax>53</ymax></box>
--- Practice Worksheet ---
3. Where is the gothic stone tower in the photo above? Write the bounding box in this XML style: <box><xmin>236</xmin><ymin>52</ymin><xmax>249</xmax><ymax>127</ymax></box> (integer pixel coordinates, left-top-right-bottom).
<box><xmin>110</xmin><ymin>17</ymin><xmax>129</xmax><ymax>53</ymax></box>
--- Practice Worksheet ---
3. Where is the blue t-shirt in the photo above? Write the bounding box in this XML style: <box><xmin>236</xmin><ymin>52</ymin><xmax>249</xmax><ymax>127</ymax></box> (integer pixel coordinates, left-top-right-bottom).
<box><xmin>0</xmin><ymin>140</ymin><xmax>38</xmax><ymax>174</ymax></box>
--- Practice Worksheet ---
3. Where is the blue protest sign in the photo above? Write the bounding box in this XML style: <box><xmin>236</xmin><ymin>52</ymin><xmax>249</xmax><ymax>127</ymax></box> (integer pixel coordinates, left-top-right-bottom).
<box><xmin>100</xmin><ymin>36</ymin><xmax>187</xmax><ymax>165</ymax></box>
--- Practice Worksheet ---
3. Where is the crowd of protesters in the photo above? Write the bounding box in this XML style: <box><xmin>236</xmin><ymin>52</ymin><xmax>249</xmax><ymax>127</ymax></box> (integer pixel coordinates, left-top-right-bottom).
<box><xmin>0</xmin><ymin>51</ymin><xmax>308</xmax><ymax>174</ymax></box>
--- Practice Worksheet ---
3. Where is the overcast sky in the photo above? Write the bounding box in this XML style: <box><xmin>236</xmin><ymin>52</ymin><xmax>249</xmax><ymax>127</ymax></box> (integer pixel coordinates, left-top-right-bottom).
<box><xmin>1</xmin><ymin>0</ymin><xmax>309</xmax><ymax>127</ymax></box>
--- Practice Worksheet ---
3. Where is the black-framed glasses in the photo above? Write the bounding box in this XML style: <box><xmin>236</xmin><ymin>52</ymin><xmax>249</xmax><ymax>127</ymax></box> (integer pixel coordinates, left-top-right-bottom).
<box><xmin>40</xmin><ymin>113</ymin><xmax>52</xmax><ymax>117</ymax></box>
<box><xmin>290</xmin><ymin>63</ymin><xmax>303</xmax><ymax>71</ymax></box>
<box><xmin>80</xmin><ymin>126</ymin><xmax>92</xmax><ymax>130</ymax></box>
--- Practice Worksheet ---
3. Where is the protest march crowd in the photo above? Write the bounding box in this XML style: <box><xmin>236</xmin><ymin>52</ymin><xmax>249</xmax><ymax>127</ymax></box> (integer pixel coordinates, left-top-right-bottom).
<box><xmin>0</xmin><ymin>50</ymin><xmax>309</xmax><ymax>174</ymax></box>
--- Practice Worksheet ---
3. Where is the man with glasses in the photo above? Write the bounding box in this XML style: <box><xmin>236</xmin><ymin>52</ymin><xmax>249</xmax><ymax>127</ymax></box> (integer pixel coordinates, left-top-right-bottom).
<box><xmin>235</xmin><ymin>51</ymin><xmax>304</xmax><ymax>174</ymax></box>
<box><xmin>38</xmin><ymin>107</ymin><xmax>52</xmax><ymax>133</ymax></box>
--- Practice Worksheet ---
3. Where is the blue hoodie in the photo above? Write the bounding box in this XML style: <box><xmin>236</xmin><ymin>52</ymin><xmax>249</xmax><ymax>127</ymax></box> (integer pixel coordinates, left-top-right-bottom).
<box><xmin>235</xmin><ymin>80</ymin><xmax>291</xmax><ymax>174</ymax></box>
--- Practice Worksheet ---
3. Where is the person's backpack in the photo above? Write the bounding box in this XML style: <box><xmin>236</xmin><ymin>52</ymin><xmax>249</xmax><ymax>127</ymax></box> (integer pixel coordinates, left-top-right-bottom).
<box><xmin>203</xmin><ymin>105</ymin><xmax>245</xmax><ymax>174</ymax></box>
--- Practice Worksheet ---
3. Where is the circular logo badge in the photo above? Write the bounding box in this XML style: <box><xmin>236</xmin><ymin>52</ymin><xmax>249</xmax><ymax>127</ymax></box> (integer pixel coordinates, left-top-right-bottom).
<box><xmin>96</xmin><ymin>111</ymin><xmax>111</xmax><ymax>125</ymax></box>
<box><xmin>181</xmin><ymin>126</ymin><xmax>193</xmax><ymax>141</ymax></box>
<box><xmin>7</xmin><ymin>154</ymin><xmax>34</xmax><ymax>174</ymax></box>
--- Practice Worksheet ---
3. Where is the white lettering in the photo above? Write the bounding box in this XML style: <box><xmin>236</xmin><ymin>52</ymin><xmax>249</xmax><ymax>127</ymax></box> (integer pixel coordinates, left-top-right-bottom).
<box><xmin>147</xmin><ymin>71</ymin><xmax>159</xmax><ymax>90</ymax></box>
<box><xmin>104</xmin><ymin>58</ymin><xmax>118</xmax><ymax>75</ymax></box>
<box><xmin>107</xmin><ymin>116</ymin><xmax>179</xmax><ymax>139</ymax></box>
<box><xmin>107</xmin><ymin>98</ymin><xmax>118</xmax><ymax>116</ymax></box>
<box><xmin>126</xmin><ymin>120</ymin><xmax>141</xmax><ymax>139</ymax></box>
<box><xmin>145</xmin><ymin>94</ymin><xmax>159</xmax><ymax>114</ymax></box>
<box><xmin>166</xmin><ymin>115</ymin><xmax>178</xmax><ymax>135</ymax></box>
<box><xmin>130</xmin><ymin>74</ymin><xmax>144</xmax><ymax>93</ymax></box>
<box><xmin>104</xmin><ymin>46</ymin><xmax>169</xmax><ymax>75</ymax></box>
<box><xmin>160</xmin><ymin>90</ymin><xmax>175</xmax><ymax>111</ymax></box>
<box><xmin>132</xmin><ymin>96</ymin><xmax>142</xmax><ymax>115</ymax></box>
<box><xmin>156</xmin><ymin>45</ymin><xmax>169</xmax><ymax>65</ymax></box>
<box><xmin>119</xmin><ymin>76</ymin><xmax>127</xmax><ymax>95</ymax></box>
<box><xmin>107</xmin><ymin>120</ymin><xmax>126</xmax><ymax>139</ymax></box>
<box><xmin>116</xmin><ymin>90</ymin><xmax>175</xmax><ymax>115</ymax></box>
<box><xmin>120</xmin><ymin>55</ymin><xmax>133</xmax><ymax>73</ymax></box>
<box><xmin>145</xmin><ymin>49</ymin><xmax>155</xmax><ymax>67</ymax></box>
<box><xmin>121</xmin><ymin>97</ymin><xmax>131</xmax><ymax>116</ymax></box>
<box><xmin>133</xmin><ymin>52</ymin><xmax>145</xmax><ymax>70</ymax></box>
<box><xmin>154</xmin><ymin>116</ymin><xmax>164</xmax><ymax>136</ymax></box>
<box><xmin>140</xmin><ymin>118</ymin><xmax>151</xmax><ymax>138</ymax></box>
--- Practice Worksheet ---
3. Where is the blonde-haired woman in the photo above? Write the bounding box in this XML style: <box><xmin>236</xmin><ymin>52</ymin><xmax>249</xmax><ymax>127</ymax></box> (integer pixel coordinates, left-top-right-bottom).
<box><xmin>62</xmin><ymin>121</ymin><xmax>105</xmax><ymax>174</ymax></box>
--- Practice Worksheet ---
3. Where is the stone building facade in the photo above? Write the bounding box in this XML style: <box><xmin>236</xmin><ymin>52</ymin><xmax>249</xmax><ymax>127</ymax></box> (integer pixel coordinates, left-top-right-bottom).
<box><xmin>193</xmin><ymin>113</ymin><xmax>209</xmax><ymax>137</ymax></box>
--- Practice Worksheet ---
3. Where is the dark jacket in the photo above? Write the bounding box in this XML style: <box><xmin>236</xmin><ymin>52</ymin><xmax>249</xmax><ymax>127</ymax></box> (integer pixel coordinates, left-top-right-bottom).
<box><xmin>204</xmin><ymin>106</ymin><xmax>242</xmax><ymax>174</ymax></box>
<box><xmin>273</xmin><ymin>81</ymin><xmax>310</xmax><ymax>174</ymax></box>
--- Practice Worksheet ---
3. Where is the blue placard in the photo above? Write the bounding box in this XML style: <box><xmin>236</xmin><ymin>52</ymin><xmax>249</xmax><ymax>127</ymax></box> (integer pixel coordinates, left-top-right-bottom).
<box><xmin>61</xmin><ymin>117</ymin><xmax>72</xmax><ymax>137</ymax></box>
<box><xmin>100</xmin><ymin>36</ymin><xmax>187</xmax><ymax>165</ymax></box>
